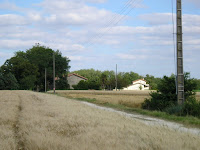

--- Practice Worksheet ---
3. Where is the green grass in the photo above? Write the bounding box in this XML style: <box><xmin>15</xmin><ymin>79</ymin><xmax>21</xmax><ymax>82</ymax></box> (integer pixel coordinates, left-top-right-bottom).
<box><xmin>54</xmin><ymin>93</ymin><xmax>200</xmax><ymax>128</ymax></box>
<box><xmin>194</xmin><ymin>90</ymin><xmax>200</xmax><ymax>92</ymax></box>
<box><xmin>75</xmin><ymin>98</ymin><xmax>97</xmax><ymax>103</ymax></box>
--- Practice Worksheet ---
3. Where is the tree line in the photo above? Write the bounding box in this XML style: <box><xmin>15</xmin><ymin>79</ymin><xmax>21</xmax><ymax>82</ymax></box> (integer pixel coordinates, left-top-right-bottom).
<box><xmin>72</xmin><ymin>69</ymin><xmax>200</xmax><ymax>91</ymax></box>
<box><xmin>0</xmin><ymin>44</ymin><xmax>70</xmax><ymax>91</ymax></box>
<box><xmin>71</xmin><ymin>69</ymin><xmax>164</xmax><ymax>90</ymax></box>
<box><xmin>0</xmin><ymin>44</ymin><xmax>200</xmax><ymax>91</ymax></box>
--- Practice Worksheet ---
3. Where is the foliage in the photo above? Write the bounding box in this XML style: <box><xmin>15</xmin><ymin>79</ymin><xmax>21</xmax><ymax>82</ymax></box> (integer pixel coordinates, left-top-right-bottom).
<box><xmin>0</xmin><ymin>71</ymin><xmax>19</xmax><ymax>90</ymax></box>
<box><xmin>73</xmin><ymin>80</ymin><xmax>89</xmax><ymax>90</ymax></box>
<box><xmin>193</xmin><ymin>79</ymin><xmax>200</xmax><ymax>90</ymax></box>
<box><xmin>182</xmin><ymin>96</ymin><xmax>200</xmax><ymax>118</ymax></box>
<box><xmin>142</xmin><ymin>73</ymin><xmax>197</xmax><ymax>111</ymax></box>
<box><xmin>0</xmin><ymin>44</ymin><xmax>70</xmax><ymax>91</ymax></box>
<box><xmin>144</xmin><ymin>74</ymin><xmax>161</xmax><ymax>90</ymax></box>
<box><xmin>56</xmin><ymin>76</ymin><xmax>69</xmax><ymax>90</ymax></box>
<box><xmin>72</xmin><ymin>69</ymin><xmax>144</xmax><ymax>90</ymax></box>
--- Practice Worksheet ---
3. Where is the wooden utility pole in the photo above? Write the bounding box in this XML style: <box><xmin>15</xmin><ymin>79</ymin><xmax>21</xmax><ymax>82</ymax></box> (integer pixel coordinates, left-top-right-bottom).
<box><xmin>176</xmin><ymin>0</ymin><xmax>184</xmax><ymax>104</ymax></box>
<box><xmin>45</xmin><ymin>68</ymin><xmax>47</xmax><ymax>92</ymax></box>
<box><xmin>53</xmin><ymin>53</ymin><xmax>55</xmax><ymax>94</ymax></box>
<box><xmin>115</xmin><ymin>64</ymin><xmax>117</xmax><ymax>91</ymax></box>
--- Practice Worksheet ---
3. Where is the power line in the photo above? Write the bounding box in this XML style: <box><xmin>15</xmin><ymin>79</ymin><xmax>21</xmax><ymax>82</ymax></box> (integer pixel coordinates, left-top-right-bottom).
<box><xmin>84</xmin><ymin>0</ymin><xmax>143</xmax><ymax>47</ymax></box>
<box><xmin>86</xmin><ymin>0</ymin><xmax>142</xmax><ymax>47</ymax></box>
<box><xmin>171</xmin><ymin>0</ymin><xmax>177</xmax><ymax>94</ymax></box>
<box><xmin>82</xmin><ymin>0</ymin><xmax>135</xmax><ymax>46</ymax></box>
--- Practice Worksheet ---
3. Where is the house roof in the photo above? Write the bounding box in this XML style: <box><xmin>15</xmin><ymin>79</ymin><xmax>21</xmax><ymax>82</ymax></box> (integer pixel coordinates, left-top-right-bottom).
<box><xmin>132</xmin><ymin>79</ymin><xmax>147</xmax><ymax>83</ymax></box>
<box><xmin>68</xmin><ymin>73</ymin><xmax>88</xmax><ymax>80</ymax></box>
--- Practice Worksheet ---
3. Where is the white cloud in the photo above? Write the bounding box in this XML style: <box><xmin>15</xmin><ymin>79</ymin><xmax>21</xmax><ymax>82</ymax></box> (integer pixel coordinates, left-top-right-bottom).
<box><xmin>0</xmin><ymin>1</ymin><xmax>20</xmax><ymax>11</ymax></box>
<box><xmin>36</xmin><ymin>0</ymin><xmax>120</xmax><ymax>27</ymax></box>
<box><xmin>139</xmin><ymin>13</ymin><xmax>172</xmax><ymax>25</ymax></box>
<box><xmin>0</xmin><ymin>1</ymin><xmax>199</xmax><ymax>78</ymax></box>
<box><xmin>186</xmin><ymin>0</ymin><xmax>200</xmax><ymax>7</ymax></box>
<box><xmin>68</xmin><ymin>56</ymin><xmax>83</xmax><ymax>61</ymax></box>
<box><xmin>0</xmin><ymin>14</ymin><xmax>29</xmax><ymax>26</ymax></box>
<box><xmin>116</xmin><ymin>53</ymin><xmax>147</xmax><ymax>60</ymax></box>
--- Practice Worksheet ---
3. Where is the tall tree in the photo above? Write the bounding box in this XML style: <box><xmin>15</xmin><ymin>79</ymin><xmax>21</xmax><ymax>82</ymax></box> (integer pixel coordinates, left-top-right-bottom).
<box><xmin>1</xmin><ymin>44</ymin><xmax>70</xmax><ymax>91</ymax></box>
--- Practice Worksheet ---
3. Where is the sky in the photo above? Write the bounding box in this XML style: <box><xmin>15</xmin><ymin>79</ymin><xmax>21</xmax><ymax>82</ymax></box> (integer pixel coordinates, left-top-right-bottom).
<box><xmin>0</xmin><ymin>0</ymin><xmax>199</xmax><ymax>78</ymax></box>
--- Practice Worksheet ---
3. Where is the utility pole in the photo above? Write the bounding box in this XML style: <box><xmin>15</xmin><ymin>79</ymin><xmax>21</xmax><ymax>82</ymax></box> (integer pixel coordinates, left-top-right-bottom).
<box><xmin>45</xmin><ymin>68</ymin><xmax>47</xmax><ymax>93</ymax></box>
<box><xmin>176</xmin><ymin>0</ymin><xmax>184</xmax><ymax>104</ymax></box>
<box><xmin>53</xmin><ymin>53</ymin><xmax>55</xmax><ymax>94</ymax></box>
<box><xmin>115</xmin><ymin>64</ymin><xmax>117</xmax><ymax>91</ymax></box>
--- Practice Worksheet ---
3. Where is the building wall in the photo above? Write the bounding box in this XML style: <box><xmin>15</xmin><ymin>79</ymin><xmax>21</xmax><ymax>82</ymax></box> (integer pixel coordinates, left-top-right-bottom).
<box><xmin>123</xmin><ymin>84</ymin><xmax>144</xmax><ymax>90</ymax></box>
<box><xmin>123</xmin><ymin>80</ymin><xmax>149</xmax><ymax>91</ymax></box>
<box><xmin>67</xmin><ymin>75</ymin><xmax>86</xmax><ymax>89</ymax></box>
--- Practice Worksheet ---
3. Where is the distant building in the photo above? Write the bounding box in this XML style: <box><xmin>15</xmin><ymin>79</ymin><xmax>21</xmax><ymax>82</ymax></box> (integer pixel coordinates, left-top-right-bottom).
<box><xmin>67</xmin><ymin>73</ymin><xmax>88</xmax><ymax>89</ymax></box>
<box><xmin>123</xmin><ymin>79</ymin><xmax>149</xmax><ymax>90</ymax></box>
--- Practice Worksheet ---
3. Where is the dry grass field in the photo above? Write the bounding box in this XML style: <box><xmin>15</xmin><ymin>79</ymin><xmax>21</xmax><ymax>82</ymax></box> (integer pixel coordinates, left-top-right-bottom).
<box><xmin>1</xmin><ymin>91</ymin><xmax>200</xmax><ymax>150</ymax></box>
<box><xmin>56</xmin><ymin>90</ymin><xmax>200</xmax><ymax>108</ymax></box>
<box><xmin>55</xmin><ymin>90</ymin><xmax>151</xmax><ymax>108</ymax></box>
<box><xmin>196</xmin><ymin>92</ymin><xmax>200</xmax><ymax>101</ymax></box>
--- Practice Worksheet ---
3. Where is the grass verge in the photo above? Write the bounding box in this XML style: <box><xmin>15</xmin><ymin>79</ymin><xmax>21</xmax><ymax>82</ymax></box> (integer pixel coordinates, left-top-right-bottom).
<box><xmin>55</xmin><ymin>93</ymin><xmax>200</xmax><ymax>128</ymax></box>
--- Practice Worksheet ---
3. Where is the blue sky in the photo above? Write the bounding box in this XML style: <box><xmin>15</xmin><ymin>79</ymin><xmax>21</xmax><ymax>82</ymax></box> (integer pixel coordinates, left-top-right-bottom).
<box><xmin>0</xmin><ymin>0</ymin><xmax>200</xmax><ymax>78</ymax></box>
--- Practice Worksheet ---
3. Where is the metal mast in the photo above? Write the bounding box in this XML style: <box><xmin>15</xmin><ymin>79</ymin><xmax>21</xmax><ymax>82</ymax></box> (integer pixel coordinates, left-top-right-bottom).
<box><xmin>176</xmin><ymin>0</ymin><xmax>184</xmax><ymax>104</ymax></box>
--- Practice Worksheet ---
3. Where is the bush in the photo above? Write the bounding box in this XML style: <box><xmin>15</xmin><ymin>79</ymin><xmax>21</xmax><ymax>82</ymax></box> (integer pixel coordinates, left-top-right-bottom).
<box><xmin>142</xmin><ymin>91</ymin><xmax>175</xmax><ymax>111</ymax></box>
<box><xmin>164</xmin><ymin>105</ymin><xmax>183</xmax><ymax>116</ymax></box>
<box><xmin>56</xmin><ymin>77</ymin><xmax>69</xmax><ymax>90</ymax></box>
<box><xmin>73</xmin><ymin>80</ymin><xmax>89</xmax><ymax>90</ymax></box>
<box><xmin>183</xmin><ymin>96</ymin><xmax>200</xmax><ymax>118</ymax></box>
<box><xmin>142</xmin><ymin>73</ymin><xmax>197</xmax><ymax>111</ymax></box>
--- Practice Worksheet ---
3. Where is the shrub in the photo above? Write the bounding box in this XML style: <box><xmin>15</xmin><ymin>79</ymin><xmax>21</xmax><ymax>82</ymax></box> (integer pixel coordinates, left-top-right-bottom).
<box><xmin>164</xmin><ymin>105</ymin><xmax>183</xmax><ymax>116</ymax></box>
<box><xmin>73</xmin><ymin>80</ymin><xmax>89</xmax><ymax>90</ymax></box>
<box><xmin>142</xmin><ymin>91</ymin><xmax>175</xmax><ymax>111</ymax></box>
<box><xmin>183</xmin><ymin>96</ymin><xmax>200</xmax><ymax>118</ymax></box>
<box><xmin>142</xmin><ymin>73</ymin><xmax>197</xmax><ymax>111</ymax></box>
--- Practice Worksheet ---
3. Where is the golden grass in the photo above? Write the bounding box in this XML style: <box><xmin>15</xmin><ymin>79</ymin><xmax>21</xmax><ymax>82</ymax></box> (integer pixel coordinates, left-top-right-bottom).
<box><xmin>196</xmin><ymin>92</ymin><xmax>200</xmax><ymax>101</ymax></box>
<box><xmin>56</xmin><ymin>90</ymin><xmax>150</xmax><ymax>108</ymax></box>
<box><xmin>1</xmin><ymin>90</ymin><xmax>200</xmax><ymax>149</ymax></box>
<box><xmin>0</xmin><ymin>91</ymin><xmax>18</xmax><ymax>150</ymax></box>
<box><xmin>56</xmin><ymin>90</ymin><xmax>200</xmax><ymax>107</ymax></box>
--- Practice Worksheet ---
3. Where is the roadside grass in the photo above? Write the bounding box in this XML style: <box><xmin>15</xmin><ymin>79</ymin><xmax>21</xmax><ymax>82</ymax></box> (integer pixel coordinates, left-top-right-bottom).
<box><xmin>55</xmin><ymin>93</ymin><xmax>200</xmax><ymax>128</ymax></box>
<box><xmin>194</xmin><ymin>90</ymin><xmax>200</xmax><ymax>92</ymax></box>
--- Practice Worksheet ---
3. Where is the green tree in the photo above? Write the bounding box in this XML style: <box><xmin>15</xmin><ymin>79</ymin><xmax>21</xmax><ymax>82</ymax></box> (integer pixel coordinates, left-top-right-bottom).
<box><xmin>0</xmin><ymin>70</ymin><xmax>5</xmax><ymax>90</ymax></box>
<box><xmin>123</xmin><ymin>72</ymin><xmax>142</xmax><ymax>85</ymax></box>
<box><xmin>1</xmin><ymin>72</ymin><xmax>19</xmax><ymax>90</ymax></box>
<box><xmin>0</xmin><ymin>44</ymin><xmax>70</xmax><ymax>91</ymax></box>
<box><xmin>26</xmin><ymin>44</ymin><xmax>70</xmax><ymax>91</ymax></box>
<box><xmin>100</xmin><ymin>73</ymin><xmax>107</xmax><ymax>89</ymax></box>
<box><xmin>56</xmin><ymin>76</ymin><xmax>69</xmax><ymax>90</ymax></box>
<box><xmin>144</xmin><ymin>74</ymin><xmax>161</xmax><ymax>90</ymax></box>
<box><xmin>73</xmin><ymin>80</ymin><xmax>88</xmax><ymax>90</ymax></box>
<box><xmin>1</xmin><ymin>55</ymin><xmax>39</xmax><ymax>90</ymax></box>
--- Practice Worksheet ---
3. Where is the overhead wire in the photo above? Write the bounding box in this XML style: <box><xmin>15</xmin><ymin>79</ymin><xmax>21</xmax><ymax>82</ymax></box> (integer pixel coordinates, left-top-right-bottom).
<box><xmin>86</xmin><ymin>0</ymin><xmax>142</xmax><ymax>47</ymax></box>
<box><xmin>84</xmin><ymin>0</ymin><xmax>143</xmax><ymax>47</ymax></box>
<box><xmin>171</xmin><ymin>0</ymin><xmax>177</xmax><ymax>94</ymax></box>
<box><xmin>82</xmin><ymin>0</ymin><xmax>134</xmax><ymax>46</ymax></box>
<box><xmin>83</xmin><ymin>0</ymin><xmax>137</xmax><ymax>47</ymax></box>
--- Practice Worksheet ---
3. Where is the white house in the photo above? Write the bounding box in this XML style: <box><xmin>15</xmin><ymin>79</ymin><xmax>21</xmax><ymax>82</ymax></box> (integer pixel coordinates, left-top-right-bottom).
<box><xmin>123</xmin><ymin>79</ymin><xmax>149</xmax><ymax>90</ymax></box>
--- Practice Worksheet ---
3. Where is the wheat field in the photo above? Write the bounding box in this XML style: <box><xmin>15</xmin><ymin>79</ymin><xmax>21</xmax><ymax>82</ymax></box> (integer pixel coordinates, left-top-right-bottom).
<box><xmin>1</xmin><ymin>90</ymin><xmax>200</xmax><ymax>150</ymax></box>
<box><xmin>55</xmin><ymin>90</ymin><xmax>151</xmax><ymax>108</ymax></box>
<box><xmin>56</xmin><ymin>90</ymin><xmax>200</xmax><ymax>107</ymax></box>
